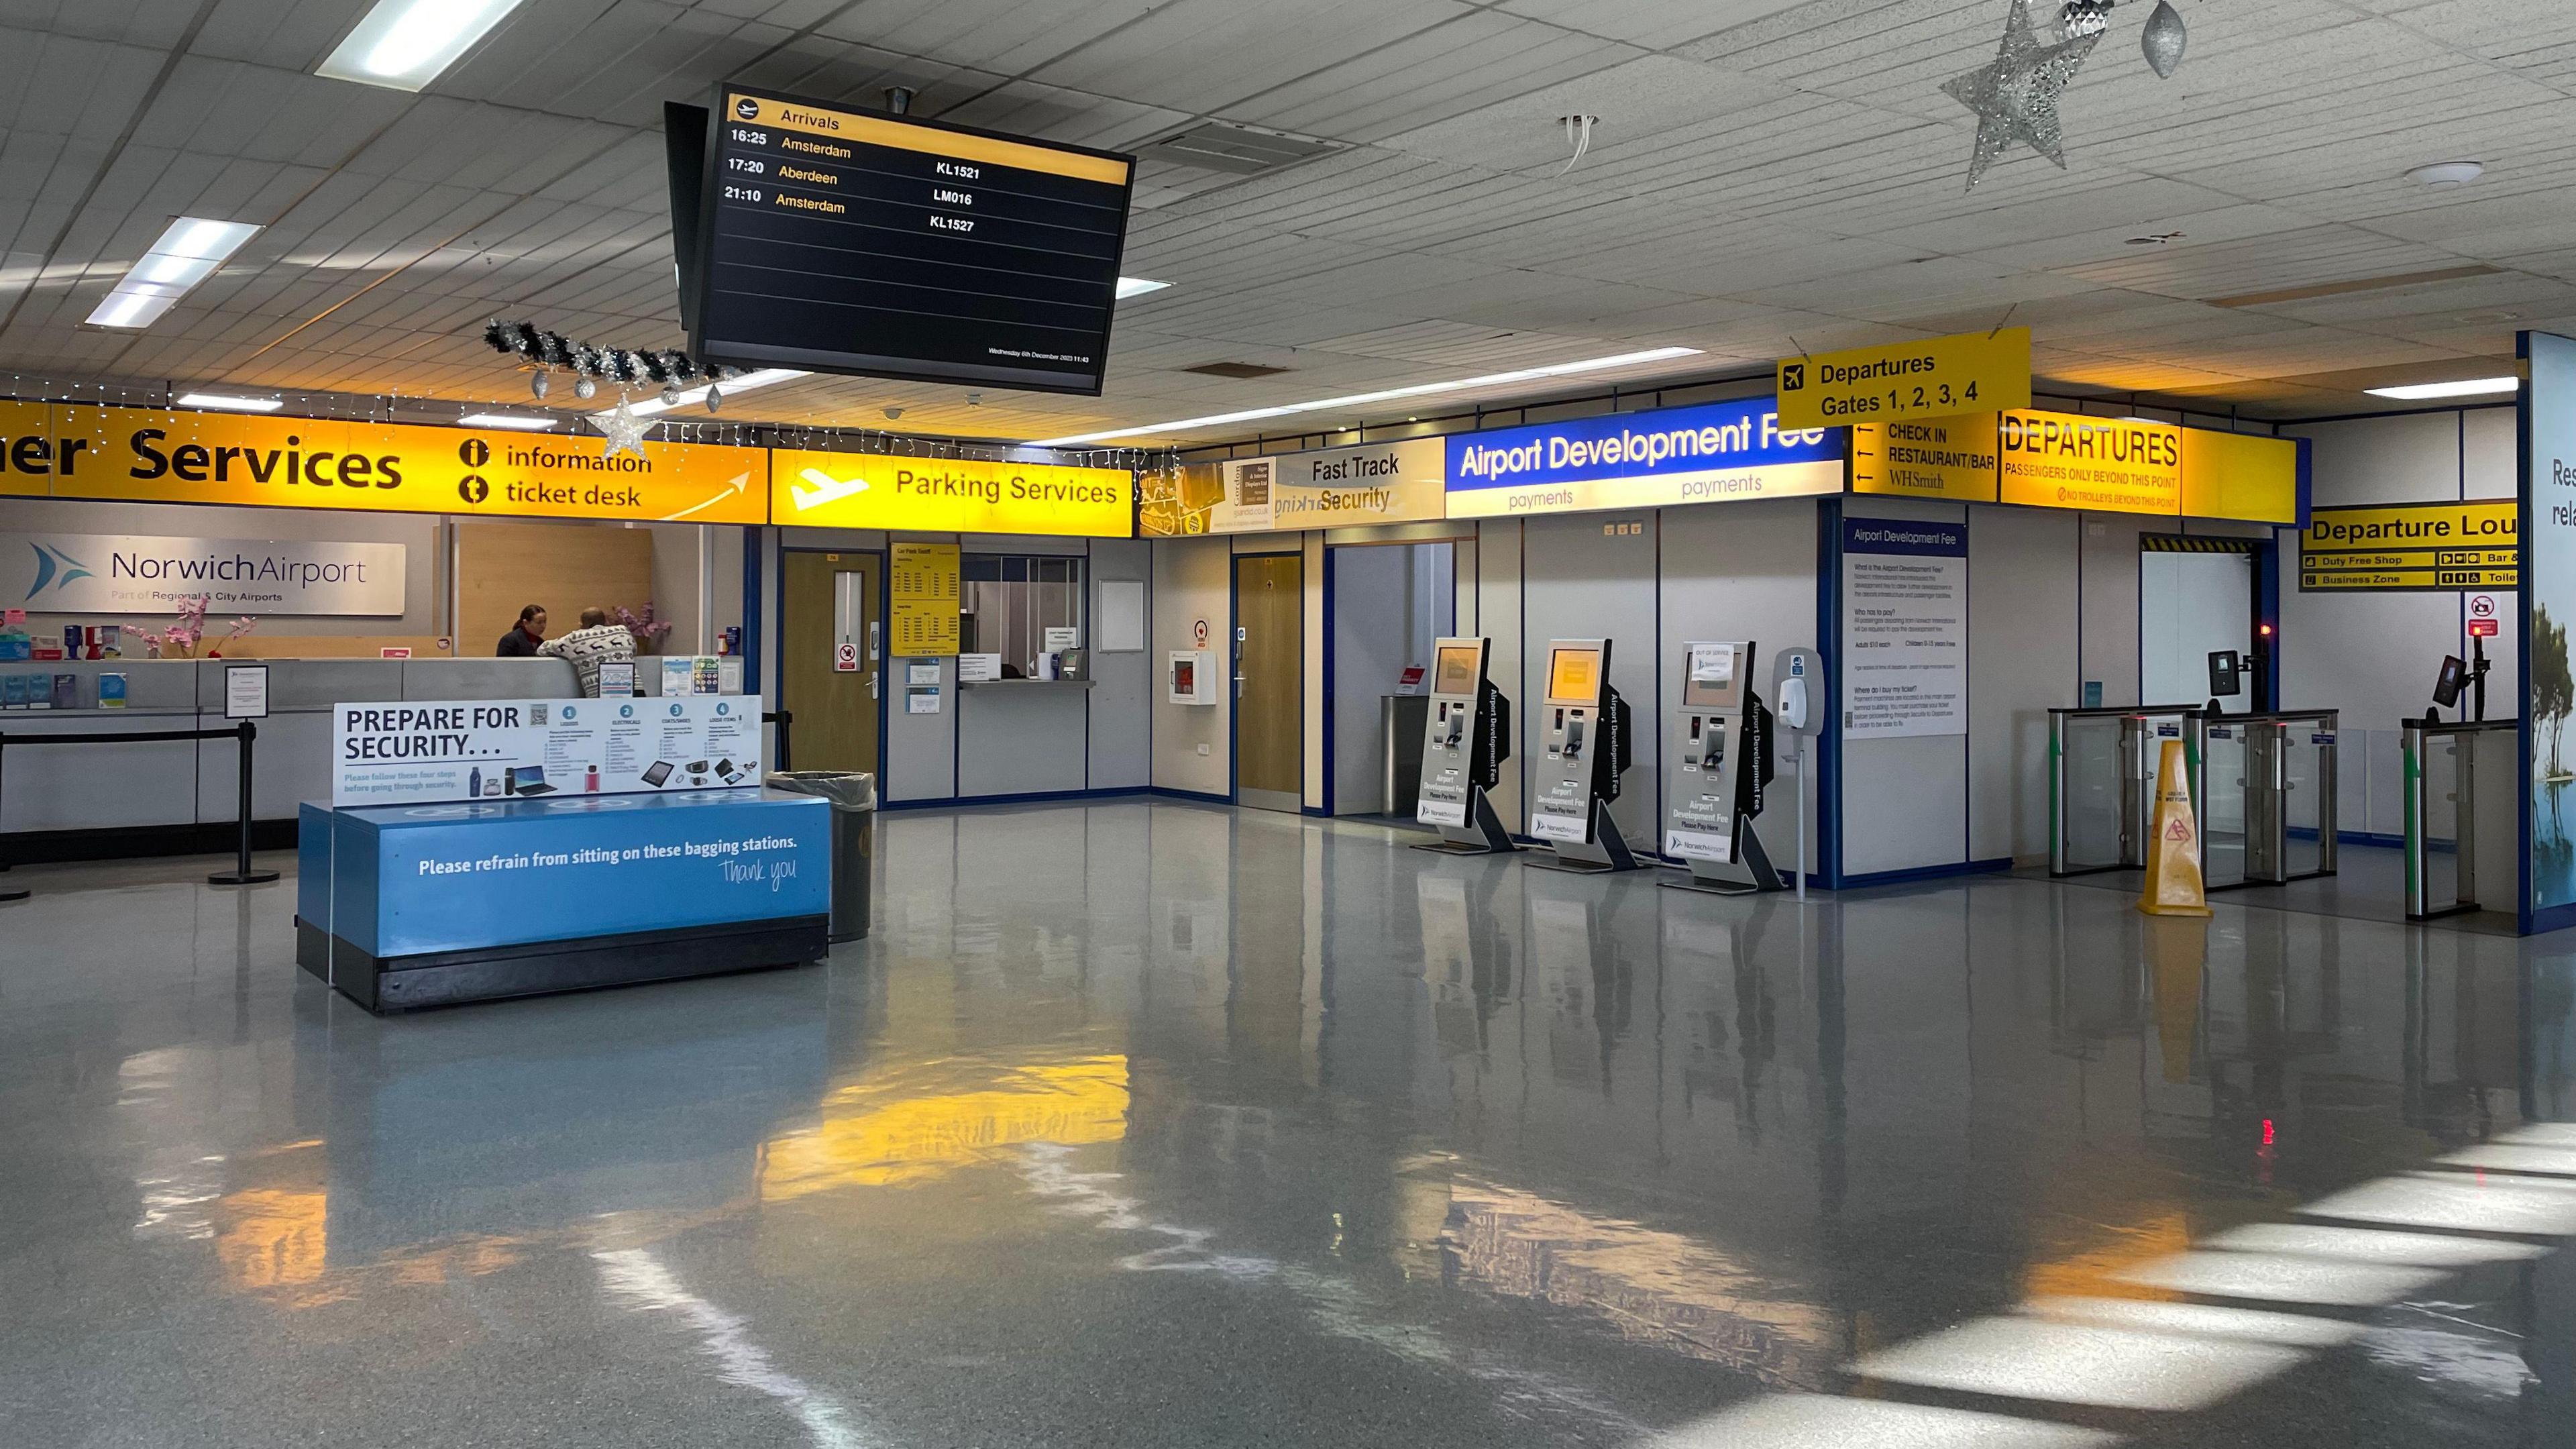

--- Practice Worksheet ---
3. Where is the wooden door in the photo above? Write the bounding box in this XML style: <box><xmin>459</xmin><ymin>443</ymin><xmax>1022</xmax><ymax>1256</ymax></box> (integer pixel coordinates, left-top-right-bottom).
<box><xmin>781</xmin><ymin>551</ymin><xmax>882</xmax><ymax>773</ymax></box>
<box><xmin>1234</xmin><ymin>553</ymin><xmax>1303</xmax><ymax>811</ymax></box>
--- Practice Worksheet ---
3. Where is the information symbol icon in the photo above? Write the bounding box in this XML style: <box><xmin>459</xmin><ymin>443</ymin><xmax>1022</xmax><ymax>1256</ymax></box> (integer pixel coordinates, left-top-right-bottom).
<box><xmin>460</xmin><ymin>438</ymin><xmax>489</xmax><ymax>468</ymax></box>
<box><xmin>458</xmin><ymin>476</ymin><xmax>489</xmax><ymax>504</ymax></box>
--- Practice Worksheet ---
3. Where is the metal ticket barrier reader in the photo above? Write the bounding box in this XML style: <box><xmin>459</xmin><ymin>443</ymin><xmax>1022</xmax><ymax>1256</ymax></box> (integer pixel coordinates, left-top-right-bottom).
<box><xmin>2047</xmin><ymin>706</ymin><xmax>2208</xmax><ymax>877</ymax></box>
<box><xmin>1526</xmin><ymin>637</ymin><xmax>1640</xmax><ymax>874</ymax></box>
<box><xmin>2202</xmin><ymin>710</ymin><xmax>2339</xmax><ymax>890</ymax></box>
<box><xmin>2403</xmin><ymin>718</ymin><xmax>2520</xmax><ymax>920</ymax></box>
<box><xmin>1660</xmin><ymin>641</ymin><xmax>1784</xmax><ymax>896</ymax></box>
<box><xmin>1411</xmin><ymin>637</ymin><xmax>1517</xmax><ymax>855</ymax></box>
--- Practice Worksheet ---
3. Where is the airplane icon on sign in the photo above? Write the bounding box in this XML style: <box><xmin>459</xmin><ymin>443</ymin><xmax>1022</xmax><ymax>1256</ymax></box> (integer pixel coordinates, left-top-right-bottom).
<box><xmin>792</xmin><ymin>467</ymin><xmax>871</xmax><ymax>511</ymax></box>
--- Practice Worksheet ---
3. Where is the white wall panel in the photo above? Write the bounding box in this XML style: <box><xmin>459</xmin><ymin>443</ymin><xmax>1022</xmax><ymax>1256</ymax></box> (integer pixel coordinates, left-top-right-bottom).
<box><xmin>1521</xmin><ymin>511</ymin><xmax>1661</xmax><ymax>844</ymax></box>
<box><xmin>1152</xmin><ymin>536</ymin><xmax>1231</xmax><ymax>796</ymax></box>
<box><xmin>1969</xmin><ymin>506</ymin><xmax>2080</xmax><ymax>863</ymax></box>
<box><xmin>2078</xmin><ymin>513</ymin><xmax>2146</xmax><ymax>706</ymax></box>
<box><xmin>1657</xmin><ymin>497</ymin><xmax>1818</xmax><ymax>871</ymax></box>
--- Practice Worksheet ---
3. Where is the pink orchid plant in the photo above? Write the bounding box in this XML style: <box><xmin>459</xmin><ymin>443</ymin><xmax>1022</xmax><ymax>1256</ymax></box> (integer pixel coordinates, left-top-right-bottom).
<box><xmin>131</xmin><ymin>596</ymin><xmax>259</xmax><ymax>658</ymax></box>
<box><xmin>614</xmin><ymin>602</ymin><xmax>675</xmax><ymax>653</ymax></box>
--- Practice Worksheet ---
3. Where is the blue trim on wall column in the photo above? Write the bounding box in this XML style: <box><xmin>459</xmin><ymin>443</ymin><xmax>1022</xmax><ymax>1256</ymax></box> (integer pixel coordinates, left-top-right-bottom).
<box><xmin>2519</xmin><ymin>330</ymin><xmax>2548</xmax><ymax>935</ymax></box>
<box><xmin>1321</xmin><ymin>543</ymin><xmax>1338</xmax><ymax>816</ymax></box>
<box><xmin>2255</xmin><ymin>531</ymin><xmax>2282</xmax><ymax>712</ymax></box>
<box><xmin>1818</xmin><ymin>498</ymin><xmax>1845</xmax><ymax>890</ymax></box>
<box><xmin>741</xmin><ymin>525</ymin><xmax>763</xmax><ymax>697</ymax></box>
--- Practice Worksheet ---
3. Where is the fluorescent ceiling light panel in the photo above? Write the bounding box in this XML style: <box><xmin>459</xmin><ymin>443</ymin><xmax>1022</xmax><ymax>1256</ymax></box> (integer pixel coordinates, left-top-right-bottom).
<box><xmin>460</xmin><ymin>413</ymin><xmax>558</xmax><ymax>430</ymax></box>
<box><xmin>85</xmin><ymin>217</ymin><xmax>261</xmax><ymax>329</ymax></box>
<box><xmin>621</xmin><ymin>368</ymin><xmax>809</xmax><ymax>419</ymax></box>
<box><xmin>1028</xmin><ymin>345</ymin><xmax>1705</xmax><ymax>446</ymax></box>
<box><xmin>2365</xmin><ymin>376</ymin><xmax>2520</xmax><ymax>400</ymax></box>
<box><xmin>317</xmin><ymin>0</ymin><xmax>529</xmax><ymax>92</ymax></box>
<box><xmin>1114</xmin><ymin>277</ymin><xmax>1171</xmax><ymax>300</ymax></box>
<box><xmin>174</xmin><ymin>392</ymin><xmax>284</xmax><ymax>413</ymax></box>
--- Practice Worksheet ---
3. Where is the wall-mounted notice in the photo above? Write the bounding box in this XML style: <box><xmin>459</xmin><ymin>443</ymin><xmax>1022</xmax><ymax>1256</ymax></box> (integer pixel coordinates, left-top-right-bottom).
<box><xmin>332</xmin><ymin>694</ymin><xmax>763</xmax><ymax>806</ymax></box>
<box><xmin>1840</xmin><ymin>517</ymin><xmax>1966</xmax><ymax>739</ymax></box>
<box><xmin>0</xmin><ymin>531</ymin><xmax>405</xmax><ymax>615</ymax></box>
<box><xmin>890</xmin><ymin>541</ymin><xmax>961</xmax><ymax>655</ymax></box>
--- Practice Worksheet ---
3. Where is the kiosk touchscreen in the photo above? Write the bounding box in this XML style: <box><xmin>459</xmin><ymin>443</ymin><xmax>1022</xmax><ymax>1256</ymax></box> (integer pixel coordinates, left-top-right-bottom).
<box><xmin>1661</xmin><ymin>641</ymin><xmax>1784</xmax><ymax>895</ymax></box>
<box><xmin>1527</xmin><ymin>639</ymin><xmax>1639</xmax><ymax>873</ymax></box>
<box><xmin>1412</xmin><ymin>637</ymin><xmax>1516</xmax><ymax>855</ymax></box>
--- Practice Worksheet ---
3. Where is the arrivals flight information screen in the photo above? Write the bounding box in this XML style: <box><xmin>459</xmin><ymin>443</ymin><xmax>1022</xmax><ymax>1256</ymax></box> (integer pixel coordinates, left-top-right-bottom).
<box><xmin>692</xmin><ymin>86</ymin><xmax>1136</xmax><ymax>395</ymax></box>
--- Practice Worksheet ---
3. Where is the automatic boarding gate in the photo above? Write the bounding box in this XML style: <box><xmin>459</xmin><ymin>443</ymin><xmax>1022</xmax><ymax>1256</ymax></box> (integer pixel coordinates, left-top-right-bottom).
<box><xmin>2200</xmin><ymin>710</ymin><xmax>2339</xmax><ymax>890</ymax></box>
<box><xmin>2403</xmin><ymin>718</ymin><xmax>2519</xmax><ymax>920</ymax></box>
<box><xmin>2049</xmin><ymin>706</ymin><xmax>2209</xmax><ymax>877</ymax></box>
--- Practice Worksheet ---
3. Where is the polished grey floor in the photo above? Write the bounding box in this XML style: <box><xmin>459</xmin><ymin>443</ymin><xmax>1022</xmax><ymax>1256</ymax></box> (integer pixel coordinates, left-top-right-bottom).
<box><xmin>5</xmin><ymin>800</ymin><xmax>2576</xmax><ymax>1447</ymax></box>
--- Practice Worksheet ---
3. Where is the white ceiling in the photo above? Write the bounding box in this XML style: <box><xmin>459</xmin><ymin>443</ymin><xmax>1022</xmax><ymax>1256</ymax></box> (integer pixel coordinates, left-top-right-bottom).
<box><xmin>0</xmin><ymin>0</ymin><xmax>2569</xmax><ymax>447</ymax></box>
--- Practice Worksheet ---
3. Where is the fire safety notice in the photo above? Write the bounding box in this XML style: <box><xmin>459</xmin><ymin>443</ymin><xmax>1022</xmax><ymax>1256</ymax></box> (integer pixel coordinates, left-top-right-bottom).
<box><xmin>1841</xmin><ymin>517</ymin><xmax>1966</xmax><ymax>738</ymax></box>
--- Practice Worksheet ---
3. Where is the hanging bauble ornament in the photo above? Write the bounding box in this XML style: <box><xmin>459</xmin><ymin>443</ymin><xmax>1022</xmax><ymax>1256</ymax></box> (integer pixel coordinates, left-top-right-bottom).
<box><xmin>574</xmin><ymin>376</ymin><xmax>597</xmax><ymax>400</ymax></box>
<box><xmin>2058</xmin><ymin>0</ymin><xmax>2112</xmax><ymax>40</ymax></box>
<box><xmin>530</xmin><ymin>370</ymin><xmax>550</xmax><ymax>400</ymax></box>
<box><xmin>2141</xmin><ymin>0</ymin><xmax>2186</xmax><ymax>77</ymax></box>
<box><xmin>659</xmin><ymin>384</ymin><xmax>681</xmax><ymax>407</ymax></box>
<box><xmin>704</xmin><ymin>384</ymin><xmax>722</xmax><ymax>414</ymax></box>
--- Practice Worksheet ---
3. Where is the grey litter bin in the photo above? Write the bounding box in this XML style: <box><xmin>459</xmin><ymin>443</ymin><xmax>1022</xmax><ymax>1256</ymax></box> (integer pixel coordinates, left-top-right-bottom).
<box><xmin>769</xmin><ymin>771</ymin><xmax>875</xmax><ymax>943</ymax></box>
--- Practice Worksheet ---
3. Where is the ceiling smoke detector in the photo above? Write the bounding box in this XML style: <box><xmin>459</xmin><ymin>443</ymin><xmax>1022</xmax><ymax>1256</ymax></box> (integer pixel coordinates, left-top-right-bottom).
<box><xmin>2407</xmin><ymin>160</ymin><xmax>2485</xmax><ymax>187</ymax></box>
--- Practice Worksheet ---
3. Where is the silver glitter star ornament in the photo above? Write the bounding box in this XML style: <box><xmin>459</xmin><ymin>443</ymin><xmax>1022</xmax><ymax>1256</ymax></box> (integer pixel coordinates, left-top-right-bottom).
<box><xmin>1945</xmin><ymin>0</ymin><xmax>2104</xmax><ymax>189</ymax></box>
<box><xmin>590</xmin><ymin>396</ymin><xmax>651</xmax><ymax>461</ymax></box>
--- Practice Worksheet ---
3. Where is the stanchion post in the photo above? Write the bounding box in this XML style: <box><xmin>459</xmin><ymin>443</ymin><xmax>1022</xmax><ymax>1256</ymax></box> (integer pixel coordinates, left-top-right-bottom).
<box><xmin>209</xmin><ymin>720</ymin><xmax>280</xmax><ymax>887</ymax></box>
<box><xmin>0</xmin><ymin>734</ymin><xmax>23</xmax><ymax>904</ymax></box>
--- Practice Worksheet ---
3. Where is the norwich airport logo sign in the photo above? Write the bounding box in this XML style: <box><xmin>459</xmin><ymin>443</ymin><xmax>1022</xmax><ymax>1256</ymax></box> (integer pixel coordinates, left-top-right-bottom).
<box><xmin>3</xmin><ymin>532</ymin><xmax>405</xmax><ymax>615</ymax></box>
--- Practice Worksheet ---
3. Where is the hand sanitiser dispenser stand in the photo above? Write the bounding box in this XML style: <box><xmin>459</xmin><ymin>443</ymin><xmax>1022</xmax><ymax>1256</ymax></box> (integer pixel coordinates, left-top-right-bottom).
<box><xmin>1660</xmin><ymin>641</ymin><xmax>1784</xmax><ymax>896</ymax></box>
<box><xmin>1525</xmin><ymin>637</ymin><xmax>1642</xmax><ymax>874</ymax></box>
<box><xmin>1411</xmin><ymin>637</ymin><xmax>1518</xmax><ymax>855</ymax></box>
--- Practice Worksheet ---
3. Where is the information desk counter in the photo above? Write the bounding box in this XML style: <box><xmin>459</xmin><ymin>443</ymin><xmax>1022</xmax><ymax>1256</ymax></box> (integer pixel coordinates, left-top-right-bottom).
<box><xmin>297</xmin><ymin>787</ymin><xmax>829</xmax><ymax>1012</ymax></box>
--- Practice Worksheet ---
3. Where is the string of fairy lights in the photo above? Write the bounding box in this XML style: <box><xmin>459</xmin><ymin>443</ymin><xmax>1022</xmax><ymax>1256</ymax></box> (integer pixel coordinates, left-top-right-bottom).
<box><xmin>0</xmin><ymin>366</ymin><xmax>1166</xmax><ymax>475</ymax></box>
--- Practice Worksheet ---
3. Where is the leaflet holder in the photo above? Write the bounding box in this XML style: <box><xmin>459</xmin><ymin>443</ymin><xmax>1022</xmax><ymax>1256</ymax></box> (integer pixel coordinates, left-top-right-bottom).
<box><xmin>1660</xmin><ymin>641</ymin><xmax>1784</xmax><ymax>896</ymax></box>
<box><xmin>1411</xmin><ymin>637</ymin><xmax>1517</xmax><ymax>855</ymax></box>
<box><xmin>1525</xmin><ymin>638</ymin><xmax>1640</xmax><ymax>874</ymax></box>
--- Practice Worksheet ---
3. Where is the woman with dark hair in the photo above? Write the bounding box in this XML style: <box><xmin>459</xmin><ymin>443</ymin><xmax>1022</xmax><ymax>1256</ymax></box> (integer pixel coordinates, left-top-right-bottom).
<box><xmin>496</xmin><ymin>604</ymin><xmax>548</xmax><ymax>657</ymax></box>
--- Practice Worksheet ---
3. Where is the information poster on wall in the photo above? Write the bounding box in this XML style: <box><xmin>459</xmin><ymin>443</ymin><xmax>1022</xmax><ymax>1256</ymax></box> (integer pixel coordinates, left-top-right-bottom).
<box><xmin>2524</xmin><ymin>330</ymin><xmax>2576</xmax><ymax>926</ymax></box>
<box><xmin>890</xmin><ymin>541</ymin><xmax>961</xmax><ymax>655</ymax></box>
<box><xmin>333</xmin><ymin>694</ymin><xmax>763</xmax><ymax>806</ymax></box>
<box><xmin>1839</xmin><ymin>518</ymin><xmax>1966</xmax><ymax>738</ymax></box>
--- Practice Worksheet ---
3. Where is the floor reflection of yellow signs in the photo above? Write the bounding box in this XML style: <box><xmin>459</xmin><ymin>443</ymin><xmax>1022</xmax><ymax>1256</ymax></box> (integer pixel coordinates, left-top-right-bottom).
<box><xmin>888</xmin><ymin>541</ymin><xmax>959</xmax><ymax>656</ymax></box>
<box><xmin>759</xmin><ymin>1055</ymin><xmax>1130</xmax><ymax>1201</ymax></box>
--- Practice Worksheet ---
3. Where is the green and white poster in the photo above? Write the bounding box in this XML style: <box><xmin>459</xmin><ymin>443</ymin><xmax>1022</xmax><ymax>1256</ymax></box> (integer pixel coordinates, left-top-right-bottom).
<box><xmin>2526</xmin><ymin>331</ymin><xmax>2576</xmax><ymax>929</ymax></box>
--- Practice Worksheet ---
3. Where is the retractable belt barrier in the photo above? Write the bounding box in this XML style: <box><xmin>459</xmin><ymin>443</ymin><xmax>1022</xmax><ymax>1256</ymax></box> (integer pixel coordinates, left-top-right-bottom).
<box><xmin>0</xmin><ymin>720</ymin><xmax>276</xmax><ymax>896</ymax></box>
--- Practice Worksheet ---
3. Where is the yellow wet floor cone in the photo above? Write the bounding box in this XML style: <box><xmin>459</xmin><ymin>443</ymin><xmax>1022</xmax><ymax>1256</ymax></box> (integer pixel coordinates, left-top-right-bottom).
<box><xmin>2139</xmin><ymin>737</ymin><xmax>2211</xmax><ymax>917</ymax></box>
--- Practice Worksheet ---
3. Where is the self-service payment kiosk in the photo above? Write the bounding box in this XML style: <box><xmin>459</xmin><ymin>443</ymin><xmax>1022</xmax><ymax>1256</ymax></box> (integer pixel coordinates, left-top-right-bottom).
<box><xmin>1660</xmin><ymin>641</ymin><xmax>1784</xmax><ymax>895</ymax></box>
<box><xmin>1527</xmin><ymin>639</ymin><xmax>1638</xmax><ymax>873</ymax></box>
<box><xmin>1412</xmin><ymin>637</ymin><xmax>1517</xmax><ymax>855</ymax></box>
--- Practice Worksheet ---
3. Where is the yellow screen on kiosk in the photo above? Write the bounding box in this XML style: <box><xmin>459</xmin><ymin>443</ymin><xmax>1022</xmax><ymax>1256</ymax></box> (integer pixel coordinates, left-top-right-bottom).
<box><xmin>1433</xmin><ymin>645</ymin><xmax>1481</xmax><ymax>696</ymax></box>
<box><xmin>1547</xmin><ymin>647</ymin><xmax>1601</xmax><ymax>704</ymax></box>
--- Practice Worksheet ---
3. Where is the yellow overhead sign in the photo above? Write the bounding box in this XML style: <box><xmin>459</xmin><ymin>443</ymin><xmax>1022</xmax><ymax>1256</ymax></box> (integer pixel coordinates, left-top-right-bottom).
<box><xmin>1852</xmin><ymin>413</ymin><xmax>2000</xmax><ymax>502</ymax></box>
<box><xmin>771</xmin><ymin>449</ymin><xmax>1133</xmax><ymax>536</ymax></box>
<box><xmin>15</xmin><ymin>405</ymin><xmax>766</xmax><ymax>523</ymax></box>
<box><xmin>2180</xmin><ymin>428</ymin><xmax>2298</xmax><ymax>525</ymax></box>
<box><xmin>2300</xmin><ymin>500</ymin><xmax>2518</xmax><ymax>591</ymax></box>
<box><xmin>1776</xmin><ymin>327</ymin><xmax>2030</xmax><ymax>431</ymax></box>
<box><xmin>1998</xmin><ymin>411</ymin><xmax>2183</xmax><ymax>515</ymax></box>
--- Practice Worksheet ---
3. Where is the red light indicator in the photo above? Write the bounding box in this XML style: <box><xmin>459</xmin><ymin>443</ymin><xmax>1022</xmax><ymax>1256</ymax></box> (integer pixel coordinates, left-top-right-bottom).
<box><xmin>2258</xmin><ymin>623</ymin><xmax>2275</xmax><ymax>638</ymax></box>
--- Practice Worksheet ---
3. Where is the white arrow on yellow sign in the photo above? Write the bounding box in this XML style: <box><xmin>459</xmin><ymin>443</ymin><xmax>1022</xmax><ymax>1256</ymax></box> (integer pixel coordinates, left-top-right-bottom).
<box><xmin>1776</xmin><ymin>327</ymin><xmax>2031</xmax><ymax>431</ymax></box>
